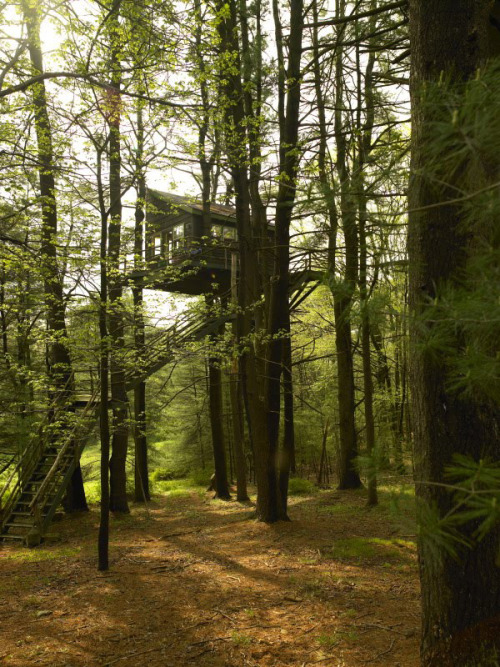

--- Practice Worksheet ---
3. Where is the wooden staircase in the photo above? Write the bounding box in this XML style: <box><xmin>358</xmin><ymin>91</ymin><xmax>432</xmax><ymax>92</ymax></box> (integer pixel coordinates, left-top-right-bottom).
<box><xmin>0</xmin><ymin>392</ymin><xmax>97</xmax><ymax>545</ymax></box>
<box><xmin>0</xmin><ymin>252</ymin><xmax>323</xmax><ymax>546</ymax></box>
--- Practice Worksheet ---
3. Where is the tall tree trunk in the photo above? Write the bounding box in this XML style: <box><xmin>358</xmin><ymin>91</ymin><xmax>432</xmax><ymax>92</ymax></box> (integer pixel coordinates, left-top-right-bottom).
<box><xmin>332</xmin><ymin>0</ymin><xmax>362</xmax><ymax>491</ymax></box>
<box><xmin>133</xmin><ymin>101</ymin><xmax>149</xmax><ymax>503</ymax></box>
<box><xmin>409</xmin><ymin>2</ymin><xmax>500</xmax><ymax>664</ymax></box>
<box><xmin>206</xmin><ymin>298</ymin><xmax>231</xmax><ymax>499</ymax></box>
<box><xmin>280</xmin><ymin>332</ymin><xmax>296</xmax><ymax>503</ymax></box>
<box><xmin>230</xmin><ymin>252</ymin><xmax>249</xmax><ymax>502</ymax></box>
<box><xmin>107</xmin><ymin>2</ymin><xmax>129</xmax><ymax>513</ymax></box>
<box><xmin>355</xmin><ymin>17</ymin><xmax>377</xmax><ymax>506</ymax></box>
<box><xmin>194</xmin><ymin>1</ymin><xmax>232</xmax><ymax>500</ymax></box>
<box><xmin>97</xmin><ymin>148</ymin><xmax>110</xmax><ymax>571</ymax></box>
<box><xmin>21</xmin><ymin>0</ymin><xmax>87</xmax><ymax>510</ymax></box>
<box><xmin>269</xmin><ymin>0</ymin><xmax>303</xmax><ymax>519</ymax></box>
<box><xmin>229</xmin><ymin>361</ymin><xmax>249</xmax><ymax>501</ymax></box>
<box><xmin>215</xmin><ymin>0</ymin><xmax>268</xmax><ymax>516</ymax></box>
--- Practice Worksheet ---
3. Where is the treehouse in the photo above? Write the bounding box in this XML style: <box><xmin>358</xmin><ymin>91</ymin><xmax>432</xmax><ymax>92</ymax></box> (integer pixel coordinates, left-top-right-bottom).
<box><xmin>138</xmin><ymin>189</ymin><xmax>239</xmax><ymax>295</ymax></box>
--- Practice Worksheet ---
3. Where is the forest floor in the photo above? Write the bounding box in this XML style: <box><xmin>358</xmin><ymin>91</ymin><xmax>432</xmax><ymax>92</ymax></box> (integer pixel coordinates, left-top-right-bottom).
<box><xmin>0</xmin><ymin>481</ymin><xmax>420</xmax><ymax>667</ymax></box>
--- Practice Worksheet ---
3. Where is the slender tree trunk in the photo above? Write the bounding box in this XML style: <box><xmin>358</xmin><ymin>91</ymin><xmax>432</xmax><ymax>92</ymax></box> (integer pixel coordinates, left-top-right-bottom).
<box><xmin>409</xmin><ymin>2</ymin><xmax>500</xmax><ymax>663</ymax></box>
<box><xmin>97</xmin><ymin>148</ymin><xmax>110</xmax><ymax>571</ymax></box>
<box><xmin>107</xmin><ymin>3</ymin><xmax>129</xmax><ymax>513</ymax></box>
<box><xmin>229</xmin><ymin>362</ymin><xmax>249</xmax><ymax>501</ymax></box>
<box><xmin>356</xmin><ymin>23</ymin><xmax>377</xmax><ymax>506</ymax></box>
<box><xmin>270</xmin><ymin>0</ymin><xmax>304</xmax><ymax>519</ymax></box>
<box><xmin>332</xmin><ymin>0</ymin><xmax>362</xmax><ymax>491</ymax></box>
<box><xmin>317</xmin><ymin>419</ymin><xmax>329</xmax><ymax>487</ymax></box>
<box><xmin>206</xmin><ymin>298</ymin><xmax>230</xmax><ymax>499</ymax></box>
<box><xmin>133</xmin><ymin>102</ymin><xmax>149</xmax><ymax>503</ymax></box>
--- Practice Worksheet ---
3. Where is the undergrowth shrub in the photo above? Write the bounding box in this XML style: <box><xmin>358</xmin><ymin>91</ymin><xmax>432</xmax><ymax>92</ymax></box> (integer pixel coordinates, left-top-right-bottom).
<box><xmin>288</xmin><ymin>477</ymin><xmax>318</xmax><ymax>495</ymax></box>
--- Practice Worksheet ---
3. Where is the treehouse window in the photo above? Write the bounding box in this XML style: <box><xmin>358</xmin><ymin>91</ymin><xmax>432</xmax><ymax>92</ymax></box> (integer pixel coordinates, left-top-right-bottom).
<box><xmin>153</xmin><ymin>235</ymin><xmax>162</xmax><ymax>256</ymax></box>
<box><xmin>210</xmin><ymin>224</ymin><xmax>222</xmax><ymax>238</ymax></box>
<box><xmin>210</xmin><ymin>224</ymin><xmax>237</xmax><ymax>240</ymax></box>
<box><xmin>223</xmin><ymin>227</ymin><xmax>236</xmax><ymax>240</ymax></box>
<box><xmin>173</xmin><ymin>223</ymin><xmax>184</xmax><ymax>250</ymax></box>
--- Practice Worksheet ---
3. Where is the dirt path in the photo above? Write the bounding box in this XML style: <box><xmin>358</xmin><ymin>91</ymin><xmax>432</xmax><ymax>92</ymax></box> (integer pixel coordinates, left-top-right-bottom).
<box><xmin>0</xmin><ymin>487</ymin><xmax>420</xmax><ymax>666</ymax></box>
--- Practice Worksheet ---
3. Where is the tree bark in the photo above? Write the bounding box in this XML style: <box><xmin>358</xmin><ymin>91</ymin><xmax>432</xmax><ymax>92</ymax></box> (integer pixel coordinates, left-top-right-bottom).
<box><xmin>279</xmin><ymin>332</ymin><xmax>296</xmax><ymax>512</ymax></box>
<box><xmin>355</xmin><ymin>18</ymin><xmax>377</xmax><ymax>506</ymax></box>
<box><xmin>229</xmin><ymin>362</ymin><xmax>249</xmax><ymax>501</ymax></box>
<box><xmin>206</xmin><ymin>298</ymin><xmax>231</xmax><ymax>500</ymax></box>
<box><xmin>269</xmin><ymin>0</ymin><xmax>303</xmax><ymax>519</ymax></box>
<box><xmin>107</xmin><ymin>2</ymin><xmax>129</xmax><ymax>513</ymax></box>
<box><xmin>133</xmin><ymin>101</ymin><xmax>149</xmax><ymax>503</ymax></box>
<box><xmin>409</xmin><ymin>2</ymin><xmax>500</xmax><ymax>663</ymax></box>
<box><xmin>215</xmin><ymin>0</ymin><xmax>268</xmax><ymax>516</ymax></box>
<box><xmin>21</xmin><ymin>0</ymin><xmax>87</xmax><ymax>511</ymax></box>
<box><xmin>97</xmin><ymin>145</ymin><xmax>110</xmax><ymax>571</ymax></box>
<box><xmin>332</xmin><ymin>0</ymin><xmax>362</xmax><ymax>491</ymax></box>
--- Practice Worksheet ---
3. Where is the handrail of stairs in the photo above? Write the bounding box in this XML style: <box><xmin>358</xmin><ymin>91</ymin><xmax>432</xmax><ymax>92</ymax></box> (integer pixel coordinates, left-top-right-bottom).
<box><xmin>28</xmin><ymin>387</ymin><xmax>100</xmax><ymax>530</ymax></box>
<box><xmin>0</xmin><ymin>376</ymin><xmax>76</xmax><ymax>531</ymax></box>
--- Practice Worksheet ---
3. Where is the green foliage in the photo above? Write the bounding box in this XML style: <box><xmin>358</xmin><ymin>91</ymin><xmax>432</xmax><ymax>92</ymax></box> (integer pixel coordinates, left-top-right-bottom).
<box><xmin>417</xmin><ymin>62</ymin><xmax>500</xmax><ymax>404</ymax></box>
<box><xmin>445</xmin><ymin>455</ymin><xmax>500</xmax><ymax>542</ymax></box>
<box><xmin>417</xmin><ymin>455</ymin><xmax>500</xmax><ymax>561</ymax></box>
<box><xmin>329</xmin><ymin>536</ymin><xmax>415</xmax><ymax>563</ymax></box>
<box><xmin>151</xmin><ymin>467</ymin><xmax>186</xmax><ymax>482</ymax></box>
<box><xmin>231</xmin><ymin>631</ymin><xmax>252</xmax><ymax>646</ymax></box>
<box><xmin>152</xmin><ymin>475</ymin><xmax>207</xmax><ymax>497</ymax></box>
<box><xmin>288</xmin><ymin>477</ymin><xmax>318</xmax><ymax>495</ymax></box>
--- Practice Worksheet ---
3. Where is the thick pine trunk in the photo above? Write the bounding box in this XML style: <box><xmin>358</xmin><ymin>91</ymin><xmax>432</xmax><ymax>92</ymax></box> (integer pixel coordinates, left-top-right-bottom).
<box><xmin>409</xmin><ymin>2</ymin><xmax>500</xmax><ymax>663</ymax></box>
<box><xmin>279</xmin><ymin>332</ymin><xmax>296</xmax><ymax>510</ymax></box>
<box><xmin>334</xmin><ymin>299</ymin><xmax>361</xmax><ymax>489</ymax></box>
<box><xmin>64</xmin><ymin>466</ymin><xmax>89</xmax><ymax>512</ymax></box>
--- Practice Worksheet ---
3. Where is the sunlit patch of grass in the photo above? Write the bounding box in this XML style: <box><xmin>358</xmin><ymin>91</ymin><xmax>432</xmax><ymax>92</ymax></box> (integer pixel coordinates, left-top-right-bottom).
<box><xmin>152</xmin><ymin>472</ymin><xmax>210</xmax><ymax>499</ymax></box>
<box><xmin>83</xmin><ymin>479</ymin><xmax>101</xmax><ymax>504</ymax></box>
<box><xmin>288</xmin><ymin>477</ymin><xmax>318</xmax><ymax>496</ymax></box>
<box><xmin>299</xmin><ymin>556</ymin><xmax>319</xmax><ymax>565</ymax></box>
<box><xmin>318</xmin><ymin>503</ymin><xmax>357</xmax><ymax>516</ymax></box>
<box><xmin>154</xmin><ymin>478</ymin><xmax>197</xmax><ymax>496</ymax></box>
<box><xmin>2</xmin><ymin>546</ymin><xmax>81</xmax><ymax>562</ymax></box>
<box><xmin>328</xmin><ymin>536</ymin><xmax>415</xmax><ymax>563</ymax></box>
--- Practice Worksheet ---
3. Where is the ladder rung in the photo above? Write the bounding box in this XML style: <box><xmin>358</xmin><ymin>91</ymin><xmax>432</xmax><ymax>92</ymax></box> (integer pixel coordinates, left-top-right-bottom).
<box><xmin>4</xmin><ymin>522</ymin><xmax>33</xmax><ymax>528</ymax></box>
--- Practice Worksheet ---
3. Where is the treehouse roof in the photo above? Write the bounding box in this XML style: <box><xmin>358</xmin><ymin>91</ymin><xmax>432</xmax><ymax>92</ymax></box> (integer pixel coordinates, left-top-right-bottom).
<box><xmin>148</xmin><ymin>188</ymin><xmax>237</xmax><ymax>223</ymax></box>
